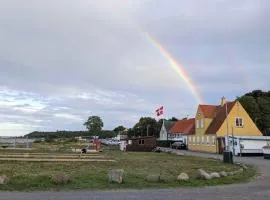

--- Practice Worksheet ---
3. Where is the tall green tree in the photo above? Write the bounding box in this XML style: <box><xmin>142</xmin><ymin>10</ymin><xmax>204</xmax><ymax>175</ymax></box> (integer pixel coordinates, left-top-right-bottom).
<box><xmin>133</xmin><ymin>117</ymin><xmax>158</xmax><ymax>137</ymax></box>
<box><xmin>83</xmin><ymin>116</ymin><xmax>104</xmax><ymax>134</ymax></box>
<box><xmin>113</xmin><ymin>125</ymin><xmax>126</xmax><ymax>133</ymax></box>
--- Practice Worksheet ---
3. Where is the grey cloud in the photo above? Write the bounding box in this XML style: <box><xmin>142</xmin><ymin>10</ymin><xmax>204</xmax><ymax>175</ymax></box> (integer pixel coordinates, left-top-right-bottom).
<box><xmin>0</xmin><ymin>0</ymin><xmax>269</xmax><ymax>136</ymax></box>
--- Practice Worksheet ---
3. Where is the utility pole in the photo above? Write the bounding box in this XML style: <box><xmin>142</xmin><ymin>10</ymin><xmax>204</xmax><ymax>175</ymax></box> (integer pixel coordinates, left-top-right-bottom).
<box><xmin>225</xmin><ymin>100</ymin><xmax>229</xmax><ymax>151</ymax></box>
<box><xmin>232</xmin><ymin>126</ymin><xmax>235</xmax><ymax>155</ymax></box>
<box><xmin>147</xmin><ymin>125</ymin><xmax>150</xmax><ymax>137</ymax></box>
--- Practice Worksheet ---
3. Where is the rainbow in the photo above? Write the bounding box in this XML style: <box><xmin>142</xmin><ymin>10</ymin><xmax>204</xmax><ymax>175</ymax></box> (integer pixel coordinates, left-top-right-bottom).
<box><xmin>140</xmin><ymin>30</ymin><xmax>204</xmax><ymax>104</ymax></box>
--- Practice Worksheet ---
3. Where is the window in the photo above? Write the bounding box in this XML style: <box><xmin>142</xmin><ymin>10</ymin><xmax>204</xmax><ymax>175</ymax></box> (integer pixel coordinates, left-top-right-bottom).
<box><xmin>200</xmin><ymin>119</ymin><xmax>204</xmax><ymax>128</ymax></box>
<box><xmin>201</xmin><ymin>136</ymin><xmax>204</xmax><ymax>144</ymax></box>
<box><xmin>236</xmin><ymin>117</ymin><xmax>243</xmax><ymax>127</ymax></box>
<box><xmin>189</xmin><ymin>136</ymin><xmax>192</xmax><ymax>142</ymax></box>
<box><xmin>212</xmin><ymin>136</ymin><xmax>216</xmax><ymax>145</ymax></box>
<box><xmin>139</xmin><ymin>139</ymin><xmax>144</xmax><ymax>145</ymax></box>
<box><xmin>206</xmin><ymin>136</ymin><xmax>209</xmax><ymax>145</ymax></box>
<box><xmin>196</xmin><ymin>119</ymin><xmax>199</xmax><ymax>128</ymax></box>
<box><xmin>193</xmin><ymin>136</ymin><xmax>195</xmax><ymax>143</ymax></box>
<box><xmin>197</xmin><ymin>136</ymin><xmax>200</xmax><ymax>144</ymax></box>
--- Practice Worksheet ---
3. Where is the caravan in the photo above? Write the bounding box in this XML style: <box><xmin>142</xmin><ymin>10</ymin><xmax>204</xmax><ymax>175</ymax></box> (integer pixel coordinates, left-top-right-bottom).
<box><xmin>225</xmin><ymin>136</ymin><xmax>270</xmax><ymax>156</ymax></box>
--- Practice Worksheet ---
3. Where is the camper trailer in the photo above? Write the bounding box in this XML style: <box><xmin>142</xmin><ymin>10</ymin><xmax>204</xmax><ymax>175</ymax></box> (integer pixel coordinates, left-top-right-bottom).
<box><xmin>225</xmin><ymin>136</ymin><xmax>270</xmax><ymax>156</ymax></box>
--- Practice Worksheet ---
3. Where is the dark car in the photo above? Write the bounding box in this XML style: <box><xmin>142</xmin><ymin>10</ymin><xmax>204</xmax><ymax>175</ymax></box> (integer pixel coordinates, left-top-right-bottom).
<box><xmin>171</xmin><ymin>142</ymin><xmax>186</xmax><ymax>150</ymax></box>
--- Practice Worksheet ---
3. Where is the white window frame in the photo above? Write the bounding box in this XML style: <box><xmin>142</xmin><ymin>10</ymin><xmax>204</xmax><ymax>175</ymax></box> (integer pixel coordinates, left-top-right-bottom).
<box><xmin>201</xmin><ymin>136</ymin><xmax>204</xmax><ymax>144</ymax></box>
<box><xmin>196</xmin><ymin>119</ymin><xmax>200</xmax><ymax>128</ymax></box>
<box><xmin>212</xmin><ymin>136</ymin><xmax>216</xmax><ymax>146</ymax></box>
<box><xmin>200</xmin><ymin>119</ymin><xmax>204</xmax><ymax>128</ymax></box>
<box><xmin>206</xmin><ymin>136</ymin><xmax>209</xmax><ymax>145</ymax></box>
<box><xmin>235</xmin><ymin>117</ymin><xmax>244</xmax><ymax>127</ymax></box>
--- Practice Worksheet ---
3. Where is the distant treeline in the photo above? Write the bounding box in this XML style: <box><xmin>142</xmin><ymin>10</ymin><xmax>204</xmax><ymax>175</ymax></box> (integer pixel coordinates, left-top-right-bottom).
<box><xmin>25</xmin><ymin>90</ymin><xmax>270</xmax><ymax>139</ymax></box>
<box><xmin>25</xmin><ymin>130</ymin><xmax>117</xmax><ymax>139</ymax></box>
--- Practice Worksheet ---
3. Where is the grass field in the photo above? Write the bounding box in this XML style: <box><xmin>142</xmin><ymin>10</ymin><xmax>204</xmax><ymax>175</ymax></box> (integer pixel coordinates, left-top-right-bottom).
<box><xmin>0</xmin><ymin>149</ymin><xmax>256</xmax><ymax>191</ymax></box>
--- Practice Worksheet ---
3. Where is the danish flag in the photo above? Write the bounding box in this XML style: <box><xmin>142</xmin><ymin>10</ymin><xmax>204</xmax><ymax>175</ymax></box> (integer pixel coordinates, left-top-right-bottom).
<box><xmin>156</xmin><ymin>106</ymin><xmax>164</xmax><ymax>117</ymax></box>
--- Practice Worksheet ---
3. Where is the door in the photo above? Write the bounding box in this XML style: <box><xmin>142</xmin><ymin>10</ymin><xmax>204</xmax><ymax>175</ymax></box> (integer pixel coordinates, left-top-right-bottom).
<box><xmin>217</xmin><ymin>137</ymin><xmax>225</xmax><ymax>154</ymax></box>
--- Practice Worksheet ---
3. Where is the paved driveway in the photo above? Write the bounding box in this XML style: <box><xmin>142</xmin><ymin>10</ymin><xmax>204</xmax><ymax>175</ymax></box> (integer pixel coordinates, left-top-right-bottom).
<box><xmin>1</xmin><ymin>150</ymin><xmax>270</xmax><ymax>200</ymax></box>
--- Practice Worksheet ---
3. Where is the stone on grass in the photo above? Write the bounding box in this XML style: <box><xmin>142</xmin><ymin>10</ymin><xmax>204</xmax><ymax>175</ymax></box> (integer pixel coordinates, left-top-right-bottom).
<box><xmin>160</xmin><ymin>175</ymin><xmax>175</xmax><ymax>183</ymax></box>
<box><xmin>145</xmin><ymin>174</ymin><xmax>160</xmax><ymax>182</ymax></box>
<box><xmin>108</xmin><ymin>169</ymin><xmax>125</xmax><ymax>184</ymax></box>
<box><xmin>234</xmin><ymin>168</ymin><xmax>244</xmax><ymax>174</ymax></box>
<box><xmin>210</xmin><ymin>172</ymin><xmax>220</xmax><ymax>179</ymax></box>
<box><xmin>0</xmin><ymin>175</ymin><xmax>9</xmax><ymax>185</ymax></box>
<box><xmin>227</xmin><ymin>172</ymin><xmax>233</xmax><ymax>176</ymax></box>
<box><xmin>242</xmin><ymin>165</ymin><xmax>248</xmax><ymax>170</ymax></box>
<box><xmin>177</xmin><ymin>173</ymin><xmax>189</xmax><ymax>181</ymax></box>
<box><xmin>219</xmin><ymin>171</ymin><xmax>228</xmax><ymax>177</ymax></box>
<box><xmin>51</xmin><ymin>174</ymin><xmax>70</xmax><ymax>185</ymax></box>
<box><xmin>238</xmin><ymin>168</ymin><xmax>244</xmax><ymax>173</ymax></box>
<box><xmin>197</xmin><ymin>169</ymin><xmax>211</xmax><ymax>180</ymax></box>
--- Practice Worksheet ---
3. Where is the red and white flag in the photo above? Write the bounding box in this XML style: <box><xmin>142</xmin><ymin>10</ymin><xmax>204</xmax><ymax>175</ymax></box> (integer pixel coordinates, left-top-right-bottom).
<box><xmin>156</xmin><ymin>106</ymin><xmax>164</xmax><ymax>117</ymax></box>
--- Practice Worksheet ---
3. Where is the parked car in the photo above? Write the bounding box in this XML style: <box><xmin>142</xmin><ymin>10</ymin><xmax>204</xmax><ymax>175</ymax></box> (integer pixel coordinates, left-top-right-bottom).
<box><xmin>171</xmin><ymin>142</ymin><xmax>186</xmax><ymax>150</ymax></box>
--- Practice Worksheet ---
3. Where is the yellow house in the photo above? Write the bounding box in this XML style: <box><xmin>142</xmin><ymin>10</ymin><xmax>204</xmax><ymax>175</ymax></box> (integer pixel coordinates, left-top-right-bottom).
<box><xmin>188</xmin><ymin>97</ymin><xmax>262</xmax><ymax>153</ymax></box>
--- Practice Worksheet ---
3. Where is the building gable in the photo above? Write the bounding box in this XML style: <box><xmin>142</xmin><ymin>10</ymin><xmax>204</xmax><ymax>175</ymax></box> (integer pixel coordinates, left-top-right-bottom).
<box><xmin>195</xmin><ymin>105</ymin><xmax>217</xmax><ymax>135</ymax></box>
<box><xmin>216</xmin><ymin>101</ymin><xmax>262</xmax><ymax>137</ymax></box>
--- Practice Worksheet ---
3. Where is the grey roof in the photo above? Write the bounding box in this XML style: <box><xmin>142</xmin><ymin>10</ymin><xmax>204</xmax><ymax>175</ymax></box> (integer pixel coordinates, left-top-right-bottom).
<box><xmin>164</xmin><ymin>120</ymin><xmax>176</xmax><ymax>131</ymax></box>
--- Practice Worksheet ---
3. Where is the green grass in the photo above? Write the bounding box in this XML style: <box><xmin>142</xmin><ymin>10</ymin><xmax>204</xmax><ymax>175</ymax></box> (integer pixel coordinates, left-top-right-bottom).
<box><xmin>0</xmin><ymin>150</ymin><xmax>256</xmax><ymax>191</ymax></box>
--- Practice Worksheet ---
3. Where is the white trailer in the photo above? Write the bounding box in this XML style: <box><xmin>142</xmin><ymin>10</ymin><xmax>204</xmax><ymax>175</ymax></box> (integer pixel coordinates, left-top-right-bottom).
<box><xmin>225</xmin><ymin>136</ymin><xmax>270</xmax><ymax>156</ymax></box>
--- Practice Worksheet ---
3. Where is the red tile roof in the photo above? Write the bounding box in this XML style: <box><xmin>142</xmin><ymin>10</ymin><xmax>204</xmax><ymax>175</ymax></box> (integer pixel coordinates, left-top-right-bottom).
<box><xmin>169</xmin><ymin>118</ymin><xmax>195</xmax><ymax>135</ymax></box>
<box><xmin>205</xmin><ymin>101</ymin><xmax>236</xmax><ymax>135</ymax></box>
<box><xmin>199</xmin><ymin>105</ymin><xmax>218</xmax><ymax>118</ymax></box>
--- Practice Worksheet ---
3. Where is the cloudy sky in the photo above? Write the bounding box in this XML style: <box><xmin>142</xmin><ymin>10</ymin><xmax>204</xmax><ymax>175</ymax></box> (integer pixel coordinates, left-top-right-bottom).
<box><xmin>0</xmin><ymin>0</ymin><xmax>269</xmax><ymax>136</ymax></box>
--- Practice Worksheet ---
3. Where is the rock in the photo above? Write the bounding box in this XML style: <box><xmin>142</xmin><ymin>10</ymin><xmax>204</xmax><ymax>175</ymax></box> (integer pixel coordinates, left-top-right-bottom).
<box><xmin>197</xmin><ymin>169</ymin><xmax>211</xmax><ymax>180</ymax></box>
<box><xmin>108</xmin><ymin>169</ymin><xmax>125</xmax><ymax>184</ymax></box>
<box><xmin>160</xmin><ymin>175</ymin><xmax>175</xmax><ymax>182</ymax></box>
<box><xmin>145</xmin><ymin>174</ymin><xmax>160</xmax><ymax>182</ymax></box>
<box><xmin>234</xmin><ymin>168</ymin><xmax>244</xmax><ymax>174</ymax></box>
<box><xmin>219</xmin><ymin>171</ymin><xmax>228</xmax><ymax>177</ymax></box>
<box><xmin>227</xmin><ymin>172</ymin><xmax>233</xmax><ymax>176</ymax></box>
<box><xmin>210</xmin><ymin>172</ymin><xmax>220</xmax><ymax>179</ymax></box>
<box><xmin>242</xmin><ymin>165</ymin><xmax>248</xmax><ymax>170</ymax></box>
<box><xmin>0</xmin><ymin>175</ymin><xmax>9</xmax><ymax>185</ymax></box>
<box><xmin>51</xmin><ymin>174</ymin><xmax>70</xmax><ymax>185</ymax></box>
<box><xmin>177</xmin><ymin>173</ymin><xmax>189</xmax><ymax>181</ymax></box>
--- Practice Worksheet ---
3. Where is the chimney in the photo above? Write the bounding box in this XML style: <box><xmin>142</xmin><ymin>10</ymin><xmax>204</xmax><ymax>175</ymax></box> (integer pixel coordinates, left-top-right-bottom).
<box><xmin>220</xmin><ymin>96</ymin><xmax>226</xmax><ymax>106</ymax></box>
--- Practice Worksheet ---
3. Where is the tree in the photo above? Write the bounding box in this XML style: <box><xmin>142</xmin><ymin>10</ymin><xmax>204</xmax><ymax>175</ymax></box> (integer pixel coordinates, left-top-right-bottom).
<box><xmin>168</xmin><ymin>117</ymin><xmax>178</xmax><ymax>121</ymax></box>
<box><xmin>113</xmin><ymin>125</ymin><xmax>126</xmax><ymax>133</ymax></box>
<box><xmin>133</xmin><ymin>117</ymin><xmax>158</xmax><ymax>137</ymax></box>
<box><xmin>83</xmin><ymin>116</ymin><xmax>104</xmax><ymax>134</ymax></box>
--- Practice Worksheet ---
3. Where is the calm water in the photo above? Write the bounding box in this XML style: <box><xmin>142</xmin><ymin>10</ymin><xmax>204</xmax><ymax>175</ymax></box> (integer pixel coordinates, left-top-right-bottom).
<box><xmin>0</xmin><ymin>138</ymin><xmax>35</xmax><ymax>144</ymax></box>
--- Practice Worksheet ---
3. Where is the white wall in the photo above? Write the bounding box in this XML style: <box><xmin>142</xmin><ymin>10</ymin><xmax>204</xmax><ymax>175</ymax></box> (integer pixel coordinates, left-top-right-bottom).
<box><xmin>159</xmin><ymin>125</ymin><xmax>167</xmax><ymax>140</ymax></box>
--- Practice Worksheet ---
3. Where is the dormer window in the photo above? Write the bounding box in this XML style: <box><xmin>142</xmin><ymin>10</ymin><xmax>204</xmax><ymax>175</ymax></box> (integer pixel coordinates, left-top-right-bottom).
<box><xmin>236</xmin><ymin>117</ymin><xmax>243</xmax><ymax>127</ymax></box>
